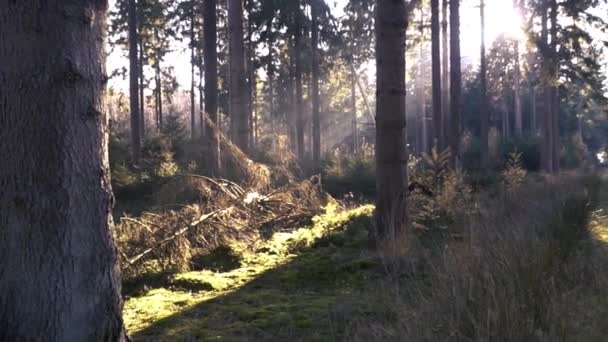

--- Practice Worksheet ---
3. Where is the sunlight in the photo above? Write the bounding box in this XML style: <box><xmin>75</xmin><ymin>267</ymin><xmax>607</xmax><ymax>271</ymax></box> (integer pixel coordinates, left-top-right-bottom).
<box><xmin>485</xmin><ymin>0</ymin><xmax>525</xmax><ymax>43</ymax></box>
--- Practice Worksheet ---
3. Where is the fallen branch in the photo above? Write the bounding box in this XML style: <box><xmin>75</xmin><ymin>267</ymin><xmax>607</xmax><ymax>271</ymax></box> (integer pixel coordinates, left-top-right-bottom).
<box><xmin>123</xmin><ymin>207</ymin><xmax>229</xmax><ymax>267</ymax></box>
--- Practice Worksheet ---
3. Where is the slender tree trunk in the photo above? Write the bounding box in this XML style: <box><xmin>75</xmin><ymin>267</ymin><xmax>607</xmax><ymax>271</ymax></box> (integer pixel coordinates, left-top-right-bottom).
<box><xmin>246</xmin><ymin>1</ymin><xmax>255</xmax><ymax>149</ymax></box>
<box><xmin>204</xmin><ymin>0</ymin><xmax>220</xmax><ymax>174</ymax></box>
<box><xmin>375</xmin><ymin>0</ymin><xmax>409</xmax><ymax>247</ymax></box>
<box><xmin>199</xmin><ymin>44</ymin><xmax>205</xmax><ymax>139</ymax></box>
<box><xmin>431</xmin><ymin>0</ymin><xmax>442</xmax><ymax>150</ymax></box>
<box><xmin>154</xmin><ymin>28</ymin><xmax>163</xmax><ymax>128</ymax></box>
<box><xmin>351</xmin><ymin>65</ymin><xmax>358</xmax><ymax>154</ymax></box>
<box><xmin>449</xmin><ymin>0</ymin><xmax>462</xmax><ymax>165</ymax></box>
<box><xmin>550</xmin><ymin>0</ymin><xmax>559</xmax><ymax>172</ymax></box>
<box><xmin>441</xmin><ymin>0</ymin><xmax>449</xmax><ymax>151</ymax></box>
<box><xmin>419</xmin><ymin>10</ymin><xmax>428</xmax><ymax>154</ymax></box>
<box><xmin>294</xmin><ymin>0</ymin><xmax>305</xmax><ymax>160</ymax></box>
<box><xmin>138</xmin><ymin>0</ymin><xmax>145</xmax><ymax>139</ymax></box>
<box><xmin>541</xmin><ymin>1</ymin><xmax>553</xmax><ymax>173</ymax></box>
<box><xmin>480</xmin><ymin>0</ymin><xmax>489</xmax><ymax>169</ymax></box>
<box><xmin>514</xmin><ymin>40</ymin><xmax>523</xmax><ymax>136</ymax></box>
<box><xmin>190</xmin><ymin>8</ymin><xmax>196</xmax><ymax>140</ymax></box>
<box><xmin>129</xmin><ymin>0</ymin><xmax>141</xmax><ymax>161</ymax></box>
<box><xmin>0</xmin><ymin>1</ymin><xmax>125</xmax><ymax>339</ymax></box>
<box><xmin>311</xmin><ymin>0</ymin><xmax>321</xmax><ymax>164</ymax></box>
<box><xmin>228</xmin><ymin>0</ymin><xmax>249</xmax><ymax>153</ymax></box>
<box><xmin>266</xmin><ymin>15</ymin><xmax>275</xmax><ymax>145</ymax></box>
<box><xmin>531</xmin><ymin>85</ymin><xmax>537</xmax><ymax>135</ymax></box>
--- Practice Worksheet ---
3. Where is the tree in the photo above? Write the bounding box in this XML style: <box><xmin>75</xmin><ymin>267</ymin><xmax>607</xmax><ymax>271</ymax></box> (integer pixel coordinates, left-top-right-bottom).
<box><xmin>479</xmin><ymin>0</ymin><xmax>489</xmax><ymax>169</ymax></box>
<box><xmin>441</xmin><ymin>0</ymin><xmax>449</xmax><ymax>149</ymax></box>
<box><xmin>129</xmin><ymin>0</ymin><xmax>142</xmax><ymax>161</ymax></box>
<box><xmin>204</xmin><ymin>0</ymin><xmax>221</xmax><ymax>174</ymax></box>
<box><xmin>229</xmin><ymin>0</ymin><xmax>250</xmax><ymax>153</ymax></box>
<box><xmin>294</xmin><ymin>0</ymin><xmax>305</xmax><ymax>159</ymax></box>
<box><xmin>311</xmin><ymin>0</ymin><xmax>321</xmax><ymax>163</ymax></box>
<box><xmin>450</xmin><ymin>0</ymin><xmax>462</xmax><ymax>165</ymax></box>
<box><xmin>0</xmin><ymin>1</ymin><xmax>124</xmax><ymax>339</ymax></box>
<box><xmin>431</xmin><ymin>0</ymin><xmax>442</xmax><ymax>149</ymax></box>
<box><xmin>375</xmin><ymin>0</ymin><xmax>409</xmax><ymax>248</ymax></box>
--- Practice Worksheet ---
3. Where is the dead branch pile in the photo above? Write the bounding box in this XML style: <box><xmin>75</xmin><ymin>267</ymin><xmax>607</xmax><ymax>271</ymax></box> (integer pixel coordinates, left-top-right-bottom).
<box><xmin>115</xmin><ymin>175</ymin><xmax>327</xmax><ymax>278</ymax></box>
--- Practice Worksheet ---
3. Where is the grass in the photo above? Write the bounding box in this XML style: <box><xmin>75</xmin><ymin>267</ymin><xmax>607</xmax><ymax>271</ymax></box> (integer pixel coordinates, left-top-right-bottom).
<box><xmin>124</xmin><ymin>202</ymin><xmax>376</xmax><ymax>341</ymax></box>
<box><xmin>123</xmin><ymin>173</ymin><xmax>608</xmax><ymax>341</ymax></box>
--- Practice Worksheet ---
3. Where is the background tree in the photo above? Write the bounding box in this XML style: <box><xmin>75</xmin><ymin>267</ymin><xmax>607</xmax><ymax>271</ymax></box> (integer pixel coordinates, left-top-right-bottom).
<box><xmin>0</xmin><ymin>1</ymin><xmax>124</xmax><ymax>339</ymax></box>
<box><xmin>229</xmin><ymin>0</ymin><xmax>250</xmax><ymax>153</ymax></box>
<box><xmin>450</xmin><ymin>0</ymin><xmax>462</xmax><ymax>165</ymax></box>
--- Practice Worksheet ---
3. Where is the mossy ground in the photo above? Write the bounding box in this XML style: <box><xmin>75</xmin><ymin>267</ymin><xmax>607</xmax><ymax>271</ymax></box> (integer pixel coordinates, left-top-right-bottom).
<box><xmin>124</xmin><ymin>203</ymin><xmax>378</xmax><ymax>341</ymax></box>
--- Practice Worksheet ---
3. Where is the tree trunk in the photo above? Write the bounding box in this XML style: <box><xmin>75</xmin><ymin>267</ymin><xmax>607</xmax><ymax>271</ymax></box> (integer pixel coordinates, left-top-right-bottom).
<box><xmin>154</xmin><ymin>28</ymin><xmax>163</xmax><ymax>129</ymax></box>
<box><xmin>419</xmin><ymin>9</ymin><xmax>428</xmax><ymax>154</ymax></box>
<box><xmin>550</xmin><ymin>0</ymin><xmax>559</xmax><ymax>172</ymax></box>
<box><xmin>541</xmin><ymin>1</ymin><xmax>553</xmax><ymax>173</ymax></box>
<box><xmin>375</xmin><ymin>0</ymin><xmax>409</xmax><ymax>247</ymax></box>
<box><xmin>431</xmin><ymin>0</ymin><xmax>442</xmax><ymax>150</ymax></box>
<box><xmin>138</xmin><ymin>0</ymin><xmax>145</xmax><ymax>139</ymax></box>
<box><xmin>351</xmin><ymin>65</ymin><xmax>358</xmax><ymax>154</ymax></box>
<box><xmin>449</xmin><ymin>0</ymin><xmax>462</xmax><ymax>165</ymax></box>
<box><xmin>294</xmin><ymin>0</ymin><xmax>305</xmax><ymax>160</ymax></box>
<box><xmin>228</xmin><ymin>0</ymin><xmax>249</xmax><ymax>153</ymax></box>
<box><xmin>129</xmin><ymin>0</ymin><xmax>141</xmax><ymax>161</ymax></box>
<box><xmin>479</xmin><ymin>0</ymin><xmax>489</xmax><ymax>169</ymax></box>
<box><xmin>0</xmin><ymin>1</ymin><xmax>125</xmax><ymax>340</ymax></box>
<box><xmin>531</xmin><ymin>85</ymin><xmax>537</xmax><ymax>135</ymax></box>
<box><xmin>204</xmin><ymin>0</ymin><xmax>220</xmax><ymax>174</ymax></box>
<box><xmin>514</xmin><ymin>40</ymin><xmax>523</xmax><ymax>136</ymax></box>
<box><xmin>190</xmin><ymin>7</ymin><xmax>197</xmax><ymax>140</ymax></box>
<box><xmin>311</xmin><ymin>0</ymin><xmax>321</xmax><ymax>164</ymax></box>
<box><xmin>441</xmin><ymin>0</ymin><xmax>449</xmax><ymax>151</ymax></box>
<box><xmin>199</xmin><ymin>44</ymin><xmax>205</xmax><ymax>139</ymax></box>
<box><xmin>266</xmin><ymin>14</ymin><xmax>276</xmax><ymax>145</ymax></box>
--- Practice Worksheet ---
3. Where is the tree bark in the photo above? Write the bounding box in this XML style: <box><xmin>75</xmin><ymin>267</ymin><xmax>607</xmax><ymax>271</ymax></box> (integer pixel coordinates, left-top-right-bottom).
<box><xmin>550</xmin><ymin>0</ymin><xmax>559</xmax><ymax>172</ymax></box>
<box><xmin>449</xmin><ymin>0</ymin><xmax>462</xmax><ymax>165</ymax></box>
<box><xmin>294</xmin><ymin>0</ymin><xmax>305</xmax><ymax>160</ymax></box>
<box><xmin>479</xmin><ymin>0</ymin><xmax>489</xmax><ymax>169</ymax></box>
<box><xmin>541</xmin><ymin>1</ymin><xmax>554</xmax><ymax>173</ymax></box>
<box><xmin>0</xmin><ymin>1</ymin><xmax>125</xmax><ymax>340</ymax></box>
<box><xmin>351</xmin><ymin>65</ymin><xmax>358</xmax><ymax>154</ymax></box>
<box><xmin>441</xmin><ymin>0</ymin><xmax>449</xmax><ymax>151</ymax></box>
<box><xmin>375</xmin><ymin>0</ymin><xmax>409</xmax><ymax>246</ymax></box>
<box><xmin>311</xmin><ymin>0</ymin><xmax>321</xmax><ymax>164</ymax></box>
<box><xmin>431</xmin><ymin>0</ymin><xmax>442</xmax><ymax>150</ymax></box>
<box><xmin>138</xmin><ymin>0</ymin><xmax>145</xmax><ymax>139</ymax></box>
<box><xmin>514</xmin><ymin>40</ymin><xmax>523</xmax><ymax>136</ymax></box>
<box><xmin>129</xmin><ymin>0</ymin><xmax>141</xmax><ymax>161</ymax></box>
<box><xmin>228</xmin><ymin>0</ymin><xmax>249</xmax><ymax>153</ymax></box>
<box><xmin>154</xmin><ymin>28</ymin><xmax>163</xmax><ymax>129</ymax></box>
<box><xmin>190</xmin><ymin>7</ymin><xmax>197</xmax><ymax>140</ymax></box>
<box><xmin>204</xmin><ymin>0</ymin><xmax>221</xmax><ymax>174</ymax></box>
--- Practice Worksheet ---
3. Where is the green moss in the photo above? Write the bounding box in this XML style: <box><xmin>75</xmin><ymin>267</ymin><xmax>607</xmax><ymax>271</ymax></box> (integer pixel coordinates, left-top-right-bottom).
<box><xmin>124</xmin><ymin>203</ymin><xmax>376</xmax><ymax>340</ymax></box>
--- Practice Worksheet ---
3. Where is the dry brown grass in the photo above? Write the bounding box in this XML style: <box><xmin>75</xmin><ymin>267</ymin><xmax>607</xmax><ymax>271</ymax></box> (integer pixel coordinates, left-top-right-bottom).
<box><xmin>345</xmin><ymin>173</ymin><xmax>604</xmax><ymax>341</ymax></box>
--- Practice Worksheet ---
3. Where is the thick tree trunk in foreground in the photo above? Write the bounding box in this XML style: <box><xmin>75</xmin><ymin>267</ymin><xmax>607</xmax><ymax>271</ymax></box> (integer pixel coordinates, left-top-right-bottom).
<box><xmin>129</xmin><ymin>0</ymin><xmax>141</xmax><ymax>161</ymax></box>
<box><xmin>0</xmin><ymin>1</ymin><xmax>124</xmax><ymax>340</ymax></box>
<box><xmin>375</xmin><ymin>0</ymin><xmax>409</xmax><ymax>247</ymax></box>
<box><xmin>449</xmin><ymin>0</ymin><xmax>462</xmax><ymax>165</ymax></box>
<box><xmin>204</xmin><ymin>0</ymin><xmax>220</xmax><ymax>174</ymax></box>
<box><xmin>431</xmin><ymin>0</ymin><xmax>442</xmax><ymax>149</ymax></box>
<box><xmin>228</xmin><ymin>0</ymin><xmax>249</xmax><ymax>154</ymax></box>
<box><xmin>479</xmin><ymin>0</ymin><xmax>489</xmax><ymax>169</ymax></box>
<box><xmin>311</xmin><ymin>0</ymin><xmax>321</xmax><ymax>164</ymax></box>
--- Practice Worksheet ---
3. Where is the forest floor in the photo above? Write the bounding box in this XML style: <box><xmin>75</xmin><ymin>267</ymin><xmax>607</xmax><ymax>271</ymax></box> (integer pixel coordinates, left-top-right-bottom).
<box><xmin>123</xmin><ymin>173</ymin><xmax>608</xmax><ymax>341</ymax></box>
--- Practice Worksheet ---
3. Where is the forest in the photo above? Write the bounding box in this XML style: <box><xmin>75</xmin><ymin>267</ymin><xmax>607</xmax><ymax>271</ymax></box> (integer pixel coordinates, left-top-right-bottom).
<box><xmin>1</xmin><ymin>0</ymin><xmax>608</xmax><ymax>340</ymax></box>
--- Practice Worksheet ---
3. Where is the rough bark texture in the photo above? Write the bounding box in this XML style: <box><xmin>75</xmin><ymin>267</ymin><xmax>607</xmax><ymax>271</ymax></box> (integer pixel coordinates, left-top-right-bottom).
<box><xmin>228</xmin><ymin>0</ymin><xmax>249</xmax><ymax>154</ymax></box>
<box><xmin>351</xmin><ymin>67</ymin><xmax>358</xmax><ymax>154</ymax></box>
<box><xmin>138</xmin><ymin>0</ymin><xmax>145</xmax><ymax>138</ymax></box>
<box><xmin>311</xmin><ymin>0</ymin><xmax>321</xmax><ymax>164</ymax></box>
<box><xmin>0</xmin><ymin>1</ymin><xmax>125</xmax><ymax>340</ymax></box>
<box><xmin>204</xmin><ymin>0</ymin><xmax>220</xmax><ymax>174</ymax></box>
<box><xmin>479</xmin><ymin>0</ymin><xmax>489</xmax><ymax>169</ymax></box>
<box><xmin>431</xmin><ymin>0</ymin><xmax>442</xmax><ymax>149</ymax></box>
<box><xmin>449</xmin><ymin>0</ymin><xmax>462</xmax><ymax>165</ymax></box>
<box><xmin>375</xmin><ymin>0</ymin><xmax>409</xmax><ymax>244</ymax></box>
<box><xmin>129</xmin><ymin>0</ymin><xmax>141</xmax><ymax>161</ymax></box>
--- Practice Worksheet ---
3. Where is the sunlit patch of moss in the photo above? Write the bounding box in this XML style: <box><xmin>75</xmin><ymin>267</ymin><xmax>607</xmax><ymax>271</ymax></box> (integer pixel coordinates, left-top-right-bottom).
<box><xmin>124</xmin><ymin>203</ymin><xmax>376</xmax><ymax>340</ymax></box>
